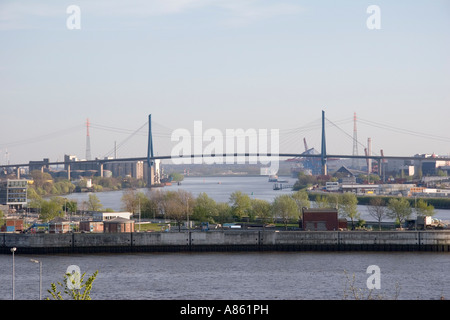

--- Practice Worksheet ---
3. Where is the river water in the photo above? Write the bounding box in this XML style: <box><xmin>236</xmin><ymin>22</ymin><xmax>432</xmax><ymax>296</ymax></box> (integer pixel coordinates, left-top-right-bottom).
<box><xmin>1</xmin><ymin>251</ymin><xmax>449</xmax><ymax>300</ymax></box>
<box><xmin>2</xmin><ymin>176</ymin><xmax>449</xmax><ymax>301</ymax></box>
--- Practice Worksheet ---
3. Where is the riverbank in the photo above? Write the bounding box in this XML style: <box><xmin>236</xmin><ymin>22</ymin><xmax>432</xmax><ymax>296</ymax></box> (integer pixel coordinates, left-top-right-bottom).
<box><xmin>308</xmin><ymin>191</ymin><xmax>450</xmax><ymax>210</ymax></box>
<box><xmin>2</xmin><ymin>230</ymin><xmax>450</xmax><ymax>254</ymax></box>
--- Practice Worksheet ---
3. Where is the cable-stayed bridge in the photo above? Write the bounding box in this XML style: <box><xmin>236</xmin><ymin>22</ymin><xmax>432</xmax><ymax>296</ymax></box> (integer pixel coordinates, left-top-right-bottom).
<box><xmin>1</xmin><ymin>112</ymin><xmax>450</xmax><ymax>185</ymax></box>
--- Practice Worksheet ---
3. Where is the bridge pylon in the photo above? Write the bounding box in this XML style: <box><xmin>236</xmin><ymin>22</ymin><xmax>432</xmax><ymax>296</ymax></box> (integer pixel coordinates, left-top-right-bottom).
<box><xmin>321</xmin><ymin>110</ymin><xmax>327</xmax><ymax>175</ymax></box>
<box><xmin>147</xmin><ymin>114</ymin><xmax>160</xmax><ymax>186</ymax></box>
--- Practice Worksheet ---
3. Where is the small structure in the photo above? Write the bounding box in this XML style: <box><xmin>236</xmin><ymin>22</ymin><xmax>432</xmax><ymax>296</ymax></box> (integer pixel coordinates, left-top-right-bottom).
<box><xmin>48</xmin><ymin>217</ymin><xmax>73</xmax><ymax>233</ymax></box>
<box><xmin>103</xmin><ymin>217</ymin><xmax>135</xmax><ymax>233</ymax></box>
<box><xmin>302</xmin><ymin>208</ymin><xmax>339</xmax><ymax>231</ymax></box>
<box><xmin>79</xmin><ymin>220</ymin><xmax>104</xmax><ymax>233</ymax></box>
<box><xmin>333</xmin><ymin>166</ymin><xmax>357</xmax><ymax>184</ymax></box>
<box><xmin>1</xmin><ymin>218</ymin><xmax>24</xmax><ymax>232</ymax></box>
<box><xmin>93</xmin><ymin>211</ymin><xmax>132</xmax><ymax>222</ymax></box>
<box><xmin>341</xmin><ymin>184</ymin><xmax>379</xmax><ymax>195</ymax></box>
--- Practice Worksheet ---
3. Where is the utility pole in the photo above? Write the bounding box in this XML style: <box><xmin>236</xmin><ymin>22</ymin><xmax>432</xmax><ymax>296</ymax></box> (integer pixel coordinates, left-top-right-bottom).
<box><xmin>352</xmin><ymin>112</ymin><xmax>359</xmax><ymax>169</ymax></box>
<box><xmin>86</xmin><ymin>118</ymin><xmax>92</xmax><ymax>161</ymax></box>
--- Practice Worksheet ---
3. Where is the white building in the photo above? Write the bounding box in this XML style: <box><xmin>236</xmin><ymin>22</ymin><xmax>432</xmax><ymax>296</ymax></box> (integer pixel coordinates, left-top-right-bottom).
<box><xmin>93</xmin><ymin>212</ymin><xmax>133</xmax><ymax>221</ymax></box>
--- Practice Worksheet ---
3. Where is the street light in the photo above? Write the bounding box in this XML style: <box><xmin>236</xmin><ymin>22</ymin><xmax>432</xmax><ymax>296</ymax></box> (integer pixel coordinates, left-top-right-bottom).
<box><xmin>10</xmin><ymin>247</ymin><xmax>16</xmax><ymax>300</ymax></box>
<box><xmin>30</xmin><ymin>259</ymin><xmax>42</xmax><ymax>300</ymax></box>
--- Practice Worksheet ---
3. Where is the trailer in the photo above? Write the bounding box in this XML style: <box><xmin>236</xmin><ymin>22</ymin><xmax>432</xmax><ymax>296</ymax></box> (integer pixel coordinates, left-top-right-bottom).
<box><xmin>406</xmin><ymin>216</ymin><xmax>447</xmax><ymax>230</ymax></box>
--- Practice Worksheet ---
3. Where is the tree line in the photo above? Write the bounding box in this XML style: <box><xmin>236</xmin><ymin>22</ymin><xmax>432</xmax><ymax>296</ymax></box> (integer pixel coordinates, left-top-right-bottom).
<box><xmin>313</xmin><ymin>193</ymin><xmax>436</xmax><ymax>230</ymax></box>
<box><xmin>121</xmin><ymin>189</ymin><xmax>311</xmax><ymax>230</ymax></box>
<box><xmin>26</xmin><ymin>170</ymin><xmax>144</xmax><ymax>196</ymax></box>
<box><xmin>27</xmin><ymin>190</ymin><xmax>109</xmax><ymax>222</ymax></box>
<box><xmin>122</xmin><ymin>189</ymin><xmax>417</xmax><ymax>231</ymax></box>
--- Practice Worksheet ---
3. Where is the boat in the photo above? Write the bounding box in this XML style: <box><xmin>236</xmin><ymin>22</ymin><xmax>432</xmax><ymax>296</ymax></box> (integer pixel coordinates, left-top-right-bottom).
<box><xmin>160</xmin><ymin>175</ymin><xmax>173</xmax><ymax>186</ymax></box>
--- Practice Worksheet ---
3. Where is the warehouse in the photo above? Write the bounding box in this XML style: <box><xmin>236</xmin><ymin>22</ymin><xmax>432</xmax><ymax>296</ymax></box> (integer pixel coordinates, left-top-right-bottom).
<box><xmin>103</xmin><ymin>217</ymin><xmax>135</xmax><ymax>233</ymax></box>
<box><xmin>302</xmin><ymin>208</ymin><xmax>345</xmax><ymax>231</ymax></box>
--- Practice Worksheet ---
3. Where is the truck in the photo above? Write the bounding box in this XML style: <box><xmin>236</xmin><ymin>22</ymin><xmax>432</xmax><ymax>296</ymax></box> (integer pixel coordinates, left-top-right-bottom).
<box><xmin>417</xmin><ymin>216</ymin><xmax>433</xmax><ymax>229</ymax></box>
<box><xmin>411</xmin><ymin>216</ymin><xmax>447</xmax><ymax>230</ymax></box>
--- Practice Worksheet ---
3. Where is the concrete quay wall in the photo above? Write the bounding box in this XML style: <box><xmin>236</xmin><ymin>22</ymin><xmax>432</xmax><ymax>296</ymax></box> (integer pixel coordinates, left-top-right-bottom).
<box><xmin>1</xmin><ymin>230</ymin><xmax>450</xmax><ymax>254</ymax></box>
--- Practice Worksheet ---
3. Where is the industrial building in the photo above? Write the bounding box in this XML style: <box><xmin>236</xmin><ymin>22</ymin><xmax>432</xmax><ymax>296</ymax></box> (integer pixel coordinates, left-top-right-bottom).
<box><xmin>104</xmin><ymin>161</ymin><xmax>145</xmax><ymax>180</ymax></box>
<box><xmin>76</xmin><ymin>211</ymin><xmax>135</xmax><ymax>233</ymax></box>
<box><xmin>302</xmin><ymin>208</ymin><xmax>346</xmax><ymax>231</ymax></box>
<box><xmin>103</xmin><ymin>217</ymin><xmax>135</xmax><ymax>233</ymax></box>
<box><xmin>48</xmin><ymin>217</ymin><xmax>74</xmax><ymax>233</ymax></box>
<box><xmin>79</xmin><ymin>220</ymin><xmax>104</xmax><ymax>233</ymax></box>
<box><xmin>0</xmin><ymin>179</ymin><xmax>28</xmax><ymax>211</ymax></box>
<box><xmin>79</xmin><ymin>214</ymin><xmax>135</xmax><ymax>233</ymax></box>
<box><xmin>29</xmin><ymin>158</ymin><xmax>50</xmax><ymax>173</ymax></box>
<box><xmin>93</xmin><ymin>211</ymin><xmax>133</xmax><ymax>221</ymax></box>
<box><xmin>63</xmin><ymin>154</ymin><xmax>146</xmax><ymax>181</ymax></box>
<box><xmin>414</xmin><ymin>153</ymin><xmax>450</xmax><ymax>176</ymax></box>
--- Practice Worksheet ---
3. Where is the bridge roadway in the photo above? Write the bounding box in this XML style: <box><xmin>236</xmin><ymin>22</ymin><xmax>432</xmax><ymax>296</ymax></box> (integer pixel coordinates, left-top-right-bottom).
<box><xmin>3</xmin><ymin>153</ymin><xmax>450</xmax><ymax>169</ymax></box>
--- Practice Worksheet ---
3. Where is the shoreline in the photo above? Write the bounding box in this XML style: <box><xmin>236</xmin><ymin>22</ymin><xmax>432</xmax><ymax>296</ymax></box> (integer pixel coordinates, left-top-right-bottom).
<box><xmin>2</xmin><ymin>230</ymin><xmax>450</xmax><ymax>255</ymax></box>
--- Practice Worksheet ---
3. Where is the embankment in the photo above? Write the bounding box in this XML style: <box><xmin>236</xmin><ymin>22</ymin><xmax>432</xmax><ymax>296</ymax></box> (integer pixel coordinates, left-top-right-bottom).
<box><xmin>1</xmin><ymin>230</ymin><xmax>450</xmax><ymax>254</ymax></box>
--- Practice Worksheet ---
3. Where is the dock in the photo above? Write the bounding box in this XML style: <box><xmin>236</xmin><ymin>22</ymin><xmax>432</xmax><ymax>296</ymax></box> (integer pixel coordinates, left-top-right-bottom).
<box><xmin>273</xmin><ymin>183</ymin><xmax>294</xmax><ymax>190</ymax></box>
<box><xmin>1</xmin><ymin>230</ymin><xmax>450</xmax><ymax>254</ymax></box>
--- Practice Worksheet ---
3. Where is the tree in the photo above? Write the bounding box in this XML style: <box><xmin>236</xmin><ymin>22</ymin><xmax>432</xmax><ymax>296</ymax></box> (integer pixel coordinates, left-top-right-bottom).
<box><xmin>314</xmin><ymin>195</ymin><xmax>330</xmax><ymax>208</ymax></box>
<box><xmin>272</xmin><ymin>194</ymin><xmax>298</xmax><ymax>230</ymax></box>
<box><xmin>339</xmin><ymin>193</ymin><xmax>360</xmax><ymax>230</ymax></box>
<box><xmin>367</xmin><ymin>197</ymin><xmax>387</xmax><ymax>231</ymax></box>
<box><xmin>47</xmin><ymin>270</ymin><xmax>98</xmax><ymax>300</ymax></box>
<box><xmin>121</xmin><ymin>189</ymin><xmax>139</xmax><ymax>213</ymax></box>
<box><xmin>387</xmin><ymin>198</ymin><xmax>412</xmax><ymax>228</ymax></box>
<box><xmin>121</xmin><ymin>190</ymin><xmax>149</xmax><ymax>218</ymax></box>
<box><xmin>30</xmin><ymin>170</ymin><xmax>53</xmax><ymax>189</ymax></box>
<box><xmin>291</xmin><ymin>189</ymin><xmax>310</xmax><ymax>211</ymax></box>
<box><xmin>40</xmin><ymin>198</ymin><xmax>64</xmax><ymax>222</ymax></box>
<box><xmin>251</xmin><ymin>199</ymin><xmax>272</xmax><ymax>224</ymax></box>
<box><xmin>415</xmin><ymin>199</ymin><xmax>436</xmax><ymax>217</ymax></box>
<box><xmin>178</xmin><ymin>190</ymin><xmax>195</xmax><ymax>227</ymax></box>
<box><xmin>0</xmin><ymin>208</ymin><xmax>5</xmax><ymax>227</ymax></box>
<box><xmin>163</xmin><ymin>191</ymin><xmax>185</xmax><ymax>231</ymax></box>
<box><xmin>229</xmin><ymin>191</ymin><xmax>252</xmax><ymax>220</ymax></box>
<box><xmin>293</xmin><ymin>172</ymin><xmax>317</xmax><ymax>190</ymax></box>
<box><xmin>215</xmin><ymin>202</ymin><xmax>233</xmax><ymax>227</ymax></box>
<box><xmin>63</xmin><ymin>199</ymin><xmax>78</xmax><ymax>215</ymax></box>
<box><xmin>27</xmin><ymin>187</ymin><xmax>43</xmax><ymax>211</ymax></box>
<box><xmin>169</xmin><ymin>172</ymin><xmax>184</xmax><ymax>182</ymax></box>
<box><xmin>314</xmin><ymin>193</ymin><xmax>339</xmax><ymax>209</ymax></box>
<box><xmin>150</xmin><ymin>190</ymin><xmax>195</xmax><ymax>231</ymax></box>
<box><xmin>147</xmin><ymin>189</ymin><xmax>166</xmax><ymax>218</ymax></box>
<box><xmin>193</xmin><ymin>192</ymin><xmax>217</xmax><ymax>222</ymax></box>
<box><xmin>86</xmin><ymin>194</ymin><xmax>103</xmax><ymax>211</ymax></box>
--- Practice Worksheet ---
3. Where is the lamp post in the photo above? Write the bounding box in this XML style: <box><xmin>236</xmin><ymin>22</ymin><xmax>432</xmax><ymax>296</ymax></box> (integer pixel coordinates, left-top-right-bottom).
<box><xmin>30</xmin><ymin>259</ymin><xmax>42</xmax><ymax>300</ymax></box>
<box><xmin>11</xmin><ymin>247</ymin><xmax>16</xmax><ymax>300</ymax></box>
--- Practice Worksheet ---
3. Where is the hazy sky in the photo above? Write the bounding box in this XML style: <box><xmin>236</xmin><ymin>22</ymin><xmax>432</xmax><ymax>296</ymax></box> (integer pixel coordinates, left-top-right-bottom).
<box><xmin>1</xmin><ymin>0</ymin><xmax>449</xmax><ymax>165</ymax></box>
